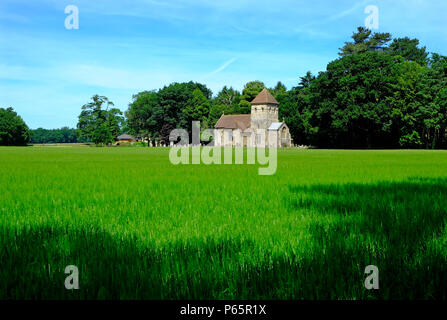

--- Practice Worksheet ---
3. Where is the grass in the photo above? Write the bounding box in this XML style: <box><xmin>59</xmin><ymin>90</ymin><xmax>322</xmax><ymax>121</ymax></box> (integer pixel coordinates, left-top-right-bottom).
<box><xmin>0</xmin><ymin>147</ymin><xmax>446</xmax><ymax>299</ymax></box>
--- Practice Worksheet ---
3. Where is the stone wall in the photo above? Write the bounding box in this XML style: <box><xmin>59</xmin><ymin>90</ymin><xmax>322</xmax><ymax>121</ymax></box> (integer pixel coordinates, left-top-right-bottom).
<box><xmin>250</xmin><ymin>103</ymin><xmax>278</xmax><ymax>130</ymax></box>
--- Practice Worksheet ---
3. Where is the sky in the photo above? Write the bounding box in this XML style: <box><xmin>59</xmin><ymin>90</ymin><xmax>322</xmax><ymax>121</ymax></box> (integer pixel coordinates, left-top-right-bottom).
<box><xmin>1</xmin><ymin>0</ymin><xmax>447</xmax><ymax>129</ymax></box>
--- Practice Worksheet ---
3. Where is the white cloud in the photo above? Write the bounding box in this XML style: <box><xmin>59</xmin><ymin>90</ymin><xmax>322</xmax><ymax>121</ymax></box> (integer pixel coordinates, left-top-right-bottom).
<box><xmin>206</xmin><ymin>58</ymin><xmax>237</xmax><ymax>77</ymax></box>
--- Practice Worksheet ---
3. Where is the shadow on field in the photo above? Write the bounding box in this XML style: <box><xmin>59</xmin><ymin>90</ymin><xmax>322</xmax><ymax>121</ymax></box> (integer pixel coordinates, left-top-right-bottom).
<box><xmin>1</xmin><ymin>226</ymin><xmax>319</xmax><ymax>300</ymax></box>
<box><xmin>1</xmin><ymin>178</ymin><xmax>446</xmax><ymax>299</ymax></box>
<box><xmin>288</xmin><ymin>177</ymin><xmax>447</xmax><ymax>299</ymax></box>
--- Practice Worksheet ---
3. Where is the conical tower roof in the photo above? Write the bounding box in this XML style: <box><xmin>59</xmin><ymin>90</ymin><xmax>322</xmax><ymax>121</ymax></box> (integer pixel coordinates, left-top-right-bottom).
<box><xmin>250</xmin><ymin>88</ymin><xmax>279</xmax><ymax>105</ymax></box>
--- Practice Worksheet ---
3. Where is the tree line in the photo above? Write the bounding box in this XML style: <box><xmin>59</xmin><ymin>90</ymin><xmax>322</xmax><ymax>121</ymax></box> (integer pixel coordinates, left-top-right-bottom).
<box><xmin>123</xmin><ymin>27</ymin><xmax>447</xmax><ymax>149</ymax></box>
<box><xmin>0</xmin><ymin>109</ymin><xmax>88</xmax><ymax>145</ymax></box>
<box><xmin>2</xmin><ymin>27</ymin><xmax>446</xmax><ymax>148</ymax></box>
<box><xmin>282</xmin><ymin>27</ymin><xmax>447</xmax><ymax>149</ymax></box>
<box><xmin>30</xmin><ymin>127</ymin><xmax>88</xmax><ymax>144</ymax></box>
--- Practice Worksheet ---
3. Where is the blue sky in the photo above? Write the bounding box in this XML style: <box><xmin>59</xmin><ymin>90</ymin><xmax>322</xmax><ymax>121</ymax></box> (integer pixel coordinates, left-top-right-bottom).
<box><xmin>1</xmin><ymin>0</ymin><xmax>447</xmax><ymax>129</ymax></box>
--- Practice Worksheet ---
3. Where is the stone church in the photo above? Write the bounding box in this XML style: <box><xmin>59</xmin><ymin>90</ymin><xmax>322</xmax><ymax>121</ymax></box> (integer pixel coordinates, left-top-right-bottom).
<box><xmin>214</xmin><ymin>88</ymin><xmax>293</xmax><ymax>148</ymax></box>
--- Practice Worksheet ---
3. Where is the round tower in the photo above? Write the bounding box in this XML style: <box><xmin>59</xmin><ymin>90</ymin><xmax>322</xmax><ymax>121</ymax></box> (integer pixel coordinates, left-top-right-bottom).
<box><xmin>250</xmin><ymin>88</ymin><xmax>279</xmax><ymax>130</ymax></box>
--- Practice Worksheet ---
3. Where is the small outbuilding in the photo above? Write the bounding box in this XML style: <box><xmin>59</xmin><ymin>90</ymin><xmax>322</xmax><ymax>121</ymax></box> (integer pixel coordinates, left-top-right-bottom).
<box><xmin>116</xmin><ymin>134</ymin><xmax>136</xmax><ymax>145</ymax></box>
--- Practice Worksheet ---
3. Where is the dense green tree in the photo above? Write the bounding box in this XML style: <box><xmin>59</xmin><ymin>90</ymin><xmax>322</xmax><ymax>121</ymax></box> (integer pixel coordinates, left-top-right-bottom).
<box><xmin>77</xmin><ymin>95</ymin><xmax>124</xmax><ymax>145</ymax></box>
<box><xmin>309</xmin><ymin>51</ymin><xmax>400</xmax><ymax>148</ymax></box>
<box><xmin>126</xmin><ymin>91</ymin><xmax>159</xmax><ymax>144</ymax></box>
<box><xmin>157</xmin><ymin>82</ymin><xmax>212</xmax><ymax>132</ymax></box>
<box><xmin>339</xmin><ymin>27</ymin><xmax>392</xmax><ymax>56</ymax></box>
<box><xmin>271</xmin><ymin>27</ymin><xmax>445</xmax><ymax>149</ymax></box>
<box><xmin>209</xmin><ymin>104</ymin><xmax>226</xmax><ymax>127</ymax></box>
<box><xmin>416</xmin><ymin>54</ymin><xmax>447</xmax><ymax>148</ymax></box>
<box><xmin>238</xmin><ymin>81</ymin><xmax>265</xmax><ymax>114</ymax></box>
<box><xmin>209</xmin><ymin>86</ymin><xmax>240</xmax><ymax>126</ymax></box>
<box><xmin>298</xmin><ymin>71</ymin><xmax>315</xmax><ymax>88</ymax></box>
<box><xmin>0</xmin><ymin>107</ymin><xmax>30</xmax><ymax>146</ymax></box>
<box><xmin>160</xmin><ymin>123</ymin><xmax>175</xmax><ymax>145</ymax></box>
<box><xmin>277</xmin><ymin>73</ymin><xmax>317</xmax><ymax>145</ymax></box>
<box><xmin>126</xmin><ymin>82</ymin><xmax>212</xmax><ymax>144</ymax></box>
<box><xmin>183</xmin><ymin>89</ymin><xmax>211</xmax><ymax>128</ymax></box>
<box><xmin>388</xmin><ymin>54</ymin><xmax>447</xmax><ymax>149</ymax></box>
<box><xmin>213</xmin><ymin>86</ymin><xmax>240</xmax><ymax>110</ymax></box>
<box><xmin>388</xmin><ymin>37</ymin><xmax>428</xmax><ymax>66</ymax></box>
<box><xmin>269</xmin><ymin>81</ymin><xmax>287</xmax><ymax>99</ymax></box>
<box><xmin>387</xmin><ymin>60</ymin><xmax>425</xmax><ymax>148</ymax></box>
<box><xmin>277</xmin><ymin>89</ymin><xmax>308</xmax><ymax>145</ymax></box>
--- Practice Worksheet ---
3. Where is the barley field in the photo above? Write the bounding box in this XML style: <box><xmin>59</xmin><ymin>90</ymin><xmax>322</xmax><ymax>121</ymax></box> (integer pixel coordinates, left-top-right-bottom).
<box><xmin>0</xmin><ymin>147</ymin><xmax>446</xmax><ymax>299</ymax></box>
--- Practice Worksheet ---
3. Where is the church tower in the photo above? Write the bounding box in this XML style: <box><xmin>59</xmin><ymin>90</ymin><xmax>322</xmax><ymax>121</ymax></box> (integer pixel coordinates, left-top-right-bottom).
<box><xmin>250</xmin><ymin>88</ymin><xmax>279</xmax><ymax>130</ymax></box>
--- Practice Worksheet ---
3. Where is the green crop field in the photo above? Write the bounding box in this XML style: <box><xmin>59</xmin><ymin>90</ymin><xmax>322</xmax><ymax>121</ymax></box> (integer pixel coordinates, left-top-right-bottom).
<box><xmin>0</xmin><ymin>147</ymin><xmax>446</xmax><ymax>299</ymax></box>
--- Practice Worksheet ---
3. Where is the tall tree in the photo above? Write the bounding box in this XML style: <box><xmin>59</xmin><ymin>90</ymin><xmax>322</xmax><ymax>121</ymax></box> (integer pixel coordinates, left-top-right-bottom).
<box><xmin>277</xmin><ymin>72</ymin><xmax>318</xmax><ymax>145</ymax></box>
<box><xmin>310</xmin><ymin>51</ymin><xmax>399</xmax><ymax>148</ymax></box>
<box><xmin>0</xmin><ymin>107</ymin><xmax>30</xmax><ymax>146</ymax></box>
<box><xmin>126</xmin><ymin>91</ymin><xmax>159</xmax><ymax>145</ymax></box>
<box><xmin>388</xmin><ymin>37</ymin><xmax>428</xmax><ymax>66</ymax></box>
<box><xmin>77</xmin><ymin>95</ymin><xmax>123</xmax><ymax>145</ymax></box>
<box><xmin>415</xmin><ymin>54</ymin><xmax>447</xmax><ymax>148</ymax></box>
<box><xmin>238</xmin><ymin>81</ymin><xmax>265</xmax><ymax>114</ymax></box>
<box><xmin>157</xmin><ymin>82</ymin><xmax>212</xmax><ymax>131</ymax></box>
<box><xmin>269</xmin><ymin>81</ymin><xmax>287</xmax><ymax>99</ymax></box>
<box><xmin>126</xmin><ymin>82</ymin><xmax>212</xmax><ymax>144</ymax></box>
<box><xmin>339</xmin><ymin>26</ymin><xmax>391</xmax><ymax>56</ymax></box>
<box><xmin>183</xmin><ymin>88</ymin><xmax>211</xmax><ymax>128</ymax></box>
<box><xmin>387</xmin><ymin>60</ymin><xmax>425</xmax><ymax>148</ymax></box>
<box><xmin>214</xmin><ymin>86</ymin><xmax>240</xmax><ymax>110</ymax></box>
<box><xmin>298</xmin><ymin>71</ymin><xmax>315</xmax><ymax>88</ymax></box>
<box><xmin>209</xmin><ymin>86</ymin><xmax>241</xmax><ymax>126</ymax></box>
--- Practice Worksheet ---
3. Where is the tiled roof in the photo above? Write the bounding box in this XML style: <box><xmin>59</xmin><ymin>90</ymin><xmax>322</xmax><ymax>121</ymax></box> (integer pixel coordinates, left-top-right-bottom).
<box><xmin>117</xmin><ymin>134</ymin><xmax>136</xmax><ymax>140</ymax></box>
<box><xmin>250</xmin><ymin>88</ymin><xmax>279</xmax><ymax>105</ymax></box>
<box><xmin>215</xmin><ymin>114</ymin><xmax>251</xmax><ymax>130</ymax></box>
